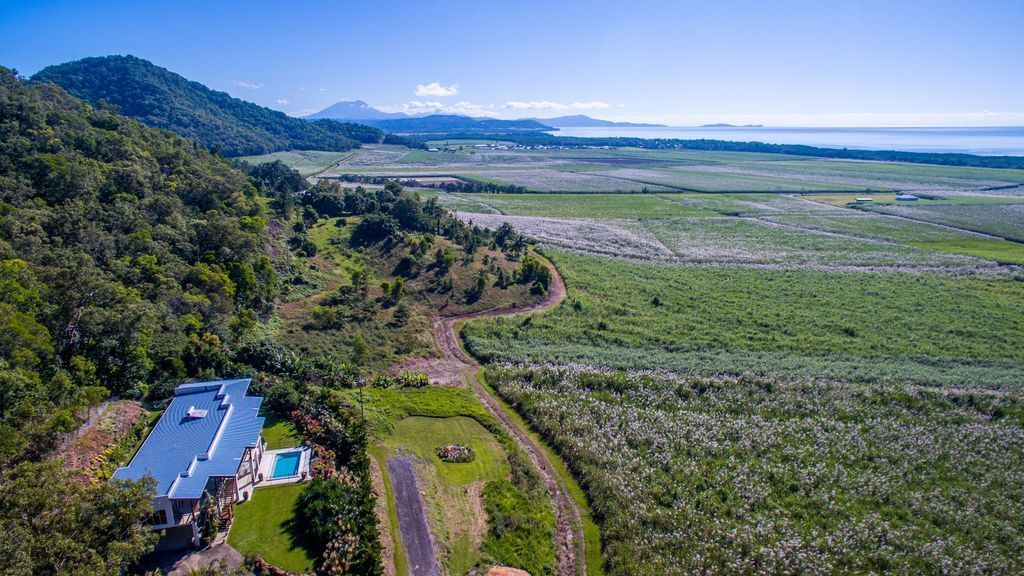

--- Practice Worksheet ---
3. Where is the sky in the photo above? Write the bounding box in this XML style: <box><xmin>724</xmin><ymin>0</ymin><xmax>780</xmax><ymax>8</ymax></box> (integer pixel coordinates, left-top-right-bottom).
<box><xmin>2</xmin><ymin>0</ymin><xmax>1023</xmax><ymax>126</ymax></box>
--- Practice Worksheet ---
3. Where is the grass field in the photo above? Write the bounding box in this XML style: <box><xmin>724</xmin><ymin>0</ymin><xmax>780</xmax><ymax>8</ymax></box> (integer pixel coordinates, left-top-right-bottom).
<box><xmin>238</xmin><ymin>150</ymin><xmax>353</xmax><ymax>175</ymax></box>
<box><xmin>865</xmin><ymin>202</ymin><xmax>1024</xmax><ymax>242</ymax></box>
<box><xmin>463</xmin><ymin>250</ymin><xmax>1024</xmax><ymax>388</ymax></box>
<box><xmin>639</xmin><ymin>216</ymin><xmax>976</xmax><ymax>268</ymax></box>
<box><xmin>760</xmin><ymin>212</ymin><xmax>1024</xmax><ymax>264</ymax></box>
<box><xmin>485</xmin><ymin>365</ymin><xmax>1024</xmax><ymax>576</ymax></box>
<box><xmin>456</xmin><ymin>193</ymin><xmax>717</xmax><ymax>218</ymax></box>
<box><xmin>228</xmin><ymin>484</ymin><xmax>316</xmax><ymax>573</ymax></box>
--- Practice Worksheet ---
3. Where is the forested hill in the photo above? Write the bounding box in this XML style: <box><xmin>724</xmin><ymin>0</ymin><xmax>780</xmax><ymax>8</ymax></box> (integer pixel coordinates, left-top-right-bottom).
<box><xmin>0</xmin><ymin>66</ymin><xmax>278</xmax><ymax>471</ymax></box>
<box><xmin>31</xmin><ymin>55</ymin><xmax>377</xmax><ymax>156</ymax></box>
<box><xmin>355</xmin><ymin>114</ymin><xmax>554</xmax><ymax>133</ymax></box>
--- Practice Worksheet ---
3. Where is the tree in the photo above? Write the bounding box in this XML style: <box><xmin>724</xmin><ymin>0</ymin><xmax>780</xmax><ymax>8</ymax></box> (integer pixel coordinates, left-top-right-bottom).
<box><xmin>0</xmin><ymin>460</ymin><xmax>157</xmax><ymax>576</ymax></box>
<box><xmin>351</xmin><ymin>213</ymin><xmax>400</xmax><ymax>245</ymax></box>
<box><xmin>392</xmin><ymin>302</ymin><xmax>411</xmax><ymax>327</ymax></box>
<box><xmin>351</xmin><ymin>334</ymin><xmax>369</xmax><ymax>366</ymax></box>
<box><xmin>391</xmin><ymin>277</ymin><xmax>404</xmax><ymax>303</ymax></box>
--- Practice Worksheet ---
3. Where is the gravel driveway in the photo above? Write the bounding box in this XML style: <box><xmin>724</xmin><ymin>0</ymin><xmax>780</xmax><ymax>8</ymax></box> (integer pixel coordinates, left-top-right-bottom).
<box><xmin>387</xmin><ymin>456</ymin><xmax>440</xmax><ymax>576</ymax></box>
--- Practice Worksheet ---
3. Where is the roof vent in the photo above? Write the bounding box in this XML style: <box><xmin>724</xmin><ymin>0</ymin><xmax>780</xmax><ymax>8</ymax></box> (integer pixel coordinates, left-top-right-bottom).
<box><xmin>187</xmin><ymin>406</ymin><xmax>208</xmax><ymax>419</ymax></box>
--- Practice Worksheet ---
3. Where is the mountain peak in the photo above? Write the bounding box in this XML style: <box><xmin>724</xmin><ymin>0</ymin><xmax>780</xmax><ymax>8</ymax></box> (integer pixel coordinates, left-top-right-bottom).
<box><xmin>305</xmin><ymin>100</ymin><xmax>408</xmax><ymax>120</ymax></box>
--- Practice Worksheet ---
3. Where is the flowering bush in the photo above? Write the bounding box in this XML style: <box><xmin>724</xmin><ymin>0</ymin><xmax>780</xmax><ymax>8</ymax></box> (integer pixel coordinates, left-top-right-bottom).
<box><xmin>436</xmin><ymin>444</ymin><xmax>476</xmax><ymax>463</ymax></box>
<box><xmin>486</xmin><ymin>363</ymin><xmax>1024</xmax><ymax>575</ymax></box>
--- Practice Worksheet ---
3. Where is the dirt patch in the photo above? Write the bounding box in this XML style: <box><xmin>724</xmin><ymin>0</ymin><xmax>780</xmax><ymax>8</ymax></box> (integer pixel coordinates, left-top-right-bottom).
<box><xmin>142</xmin><ymin>534</ymin><xmax>243</xmax><ymax>576</ymax></box>
<box><xmin>389</xmin><ymin>356</ymin><xmax>470</xmax><ymax>387</ymax></box>
<box><xmin>488</xmin><ymin>567</ymin><xmax>532</xmax><ymax>576</ymax></box>
<box><xmin>56</xmin><ymin>400</ymin><xmax>143</xmax><ymax>477</ymax></box>
<box><xmin>466</xmin><ymin>481</ymin><xmax>489</xmax><ymax>545</ymax></box>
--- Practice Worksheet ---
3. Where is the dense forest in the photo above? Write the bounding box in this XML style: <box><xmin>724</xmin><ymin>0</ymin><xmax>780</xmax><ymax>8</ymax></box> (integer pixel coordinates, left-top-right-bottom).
<box><xmin>31</xmin><ymin>56</ymin><xmax>374</xmax><ymax>156</ymax></box>
<box><xmin>413</xmin><ymin>131</ymin><xmax>1024</xmax><ymax>170</ymax></box>
<box><xmin>0</xmin><ymin>65</ymin><xmax>283</xmax><ymax>573</ymax></box>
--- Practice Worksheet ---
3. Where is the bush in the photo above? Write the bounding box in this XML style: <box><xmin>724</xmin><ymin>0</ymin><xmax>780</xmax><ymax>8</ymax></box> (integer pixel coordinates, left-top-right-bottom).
<box><xmin>351</xmin><ymin>213</ymin><xmax>399</xmax><ymax>245</ymax></box>
<box><xmin>436</xmin><ymin>444</ymin><xmax>475</xmax><ymax>463</ymax></box>
<box><xmin>264</xmin><ymin>382</ymin><xmax>300</xmax><ymax>413</ymax></box>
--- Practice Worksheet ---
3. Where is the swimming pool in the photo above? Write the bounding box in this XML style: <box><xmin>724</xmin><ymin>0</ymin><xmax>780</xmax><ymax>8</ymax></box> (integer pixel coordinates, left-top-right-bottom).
<box><xmin>271</xmin><ymin>450</ymin><xmax>302</xmax><ymax>479</ymax></box>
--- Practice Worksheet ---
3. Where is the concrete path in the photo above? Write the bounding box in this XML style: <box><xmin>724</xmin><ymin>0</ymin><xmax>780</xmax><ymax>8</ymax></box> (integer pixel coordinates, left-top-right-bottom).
<box><xmin>387</xmin><ymin>456</ymin><xmax>440</xmax><ymax>576</ymax></box>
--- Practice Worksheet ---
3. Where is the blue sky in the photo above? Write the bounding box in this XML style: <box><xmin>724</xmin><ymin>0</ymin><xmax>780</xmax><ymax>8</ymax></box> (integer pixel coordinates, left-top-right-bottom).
<box><xmin>2</xmin><ymin>0</ymin><xmax>1022</xmax><ymax>126</ymax></box>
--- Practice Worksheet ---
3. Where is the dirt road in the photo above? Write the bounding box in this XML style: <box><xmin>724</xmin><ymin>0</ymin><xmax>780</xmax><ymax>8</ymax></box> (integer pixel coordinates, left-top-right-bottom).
<box><xmin>432</xmin><ymin>257</ymin><xmax>587</xmax><ymax>576</ymax></box>
<box><xmin>387</xmin><ymin>456</ymin><xmax>441</xmax><ymax>576</ymax></box>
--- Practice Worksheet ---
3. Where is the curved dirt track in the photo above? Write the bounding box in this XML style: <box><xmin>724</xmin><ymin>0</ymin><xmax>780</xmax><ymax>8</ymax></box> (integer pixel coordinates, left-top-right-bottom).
<box><xmin>432</xmin><ymin>257</ymin><xmax>587</xmax><ymax>576</ymax></box>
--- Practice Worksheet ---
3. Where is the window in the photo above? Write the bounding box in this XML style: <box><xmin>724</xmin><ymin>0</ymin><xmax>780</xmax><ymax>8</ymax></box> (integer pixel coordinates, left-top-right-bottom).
<box><xmin>151</xmin><ymin>509</ymin><xmax>168</xmax><ymax>526</ymax></box>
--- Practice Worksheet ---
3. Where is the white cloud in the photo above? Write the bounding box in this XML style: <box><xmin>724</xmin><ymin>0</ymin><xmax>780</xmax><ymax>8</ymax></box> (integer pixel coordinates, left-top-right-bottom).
<box><xmin>319</xmin><ymin>88</ymin><xmax>326</xmax><ymax>92</ymax></box>
<box><xmin>505</xmin><ymin>100</ymin><xmax>566</xmax><ymax>110</ymax></box>
<box><xmin>288</xmin><ymin>108</ymin><xmax>319</xmax><ymax>117</ymax></box>
<box><xmin>234</xmin><ymin>80</ymin><xmax>264</xmax><ymax>90</ymax></box>
<box><xmin>415</xmin><ymin>82</ymin><xmax>459</xmax><ymax>97</ymax></box>
<box><xmin>570</xmin><ymin>101</ymin><xmax>610</xmax><ymax>110</ymax></box>
<box><xmin>504</xmin><ymin>100</ymin><xmax>610</xmax><ymax>111</ymax></box>
<box><xmin>377</xmin><ymin>100</ymin><xmax>498</xmax><ymax>117</ymax></box>
<box><xmin>276</xmin><ymin>99</ymin><xmax>290</xmax><ymax>105</ymax></box>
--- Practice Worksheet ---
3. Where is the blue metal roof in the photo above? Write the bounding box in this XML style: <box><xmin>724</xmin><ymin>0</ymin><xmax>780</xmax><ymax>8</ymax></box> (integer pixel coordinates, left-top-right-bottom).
<box><xmin>113</xmin><ymin>378</ymin><xmax>264</xmax><ymax>499</ymax></box>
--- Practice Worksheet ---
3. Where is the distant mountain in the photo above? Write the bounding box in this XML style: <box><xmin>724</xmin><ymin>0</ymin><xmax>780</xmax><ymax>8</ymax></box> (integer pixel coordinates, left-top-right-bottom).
<box><xmin>536</xmin><ymin>114</ymin><xmax>666</xmax><ymax>128</ymax></box>
<box><xmin>305</xmin><ymin>100</ymin><xmax>408</xmax><ymax>120</ymax></box>
<box><xmin>354</xmin><ymin>114</ymin><xmax>554</xmax><ymax>133</ymax></box>
<box><xmin>701</xmin><ymin>123</ymin><xmax>764</xmax><ymax>128</ymax></box>
<box><xmin>32</xmin><ymin>55</ymin><xmax>362</xmax><ymax>156</ymax></box>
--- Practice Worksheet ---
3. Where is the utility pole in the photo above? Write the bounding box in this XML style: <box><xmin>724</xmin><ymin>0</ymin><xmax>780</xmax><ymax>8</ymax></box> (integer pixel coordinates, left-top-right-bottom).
<box><xmin>358</xmin><ymin>377</ymin><xmax>365</xmax><ymax>425</ymax></box>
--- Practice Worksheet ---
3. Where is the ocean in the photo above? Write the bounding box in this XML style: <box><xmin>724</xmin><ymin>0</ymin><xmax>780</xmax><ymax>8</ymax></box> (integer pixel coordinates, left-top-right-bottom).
<box><xmin>547</xmin><ymin>126</ymin><xmax>1024</xmax><ymax>157</ymax></box>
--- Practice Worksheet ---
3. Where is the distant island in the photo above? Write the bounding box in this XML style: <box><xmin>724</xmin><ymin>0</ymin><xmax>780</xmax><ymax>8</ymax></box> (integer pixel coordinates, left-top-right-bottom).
<box><xmin>701</xmin><ymin>123</ymin><xmax>764</xmax><ymax>128</ymax></box>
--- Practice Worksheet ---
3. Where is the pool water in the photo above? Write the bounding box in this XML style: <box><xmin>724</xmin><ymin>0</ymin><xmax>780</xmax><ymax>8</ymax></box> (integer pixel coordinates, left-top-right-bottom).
<box><xmin>271</xmin><ymin>451</ymin><xmax>301</xmax><ymax>478</ymax></box>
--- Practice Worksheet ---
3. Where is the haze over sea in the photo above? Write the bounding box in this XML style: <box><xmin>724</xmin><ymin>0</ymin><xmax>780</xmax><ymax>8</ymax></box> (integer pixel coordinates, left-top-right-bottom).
<box><xmin>550</xmin><ymin>126</ymin><xmax>1024</xmax><ymax>156</ymax></box>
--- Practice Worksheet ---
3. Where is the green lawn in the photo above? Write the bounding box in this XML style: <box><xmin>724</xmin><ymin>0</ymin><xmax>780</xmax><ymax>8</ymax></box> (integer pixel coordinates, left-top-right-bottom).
<box><xmin>227</xmin><ymin>484</ymin><xmax>315</xmax><ymax>573</ymax></box>
<box><xmin>261</xmin><ymin>414</ymin><xmax>304</xmax><ymax>450</ymax></box>
<box><xmin>380</xmin><ymin>416</ymin><xmax>510</xmax><ymax>486</ymax></box>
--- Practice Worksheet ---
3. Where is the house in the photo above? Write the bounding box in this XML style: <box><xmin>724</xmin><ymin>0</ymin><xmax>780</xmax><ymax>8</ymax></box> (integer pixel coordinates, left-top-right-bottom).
<box><xmin>895</xmin><ymin>193</ymin><xmax>919</xmax><ymax>201</ymax></box>
<box><xmin>113</xmin><ymin>378</ymin><xmax>266</xmax><ymax>550</ymax></box>
<box><xmin>854</xmin><ymin>197</ymin><xmax>874</xmax><ymax>203</ymax></box>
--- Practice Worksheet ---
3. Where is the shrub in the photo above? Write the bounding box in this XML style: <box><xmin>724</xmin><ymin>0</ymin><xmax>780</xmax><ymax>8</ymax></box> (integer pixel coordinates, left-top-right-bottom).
<box><xmin>436</xmin><ymin>444</ymin><xmax>475</xmax><ymax>463</ymax></box>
